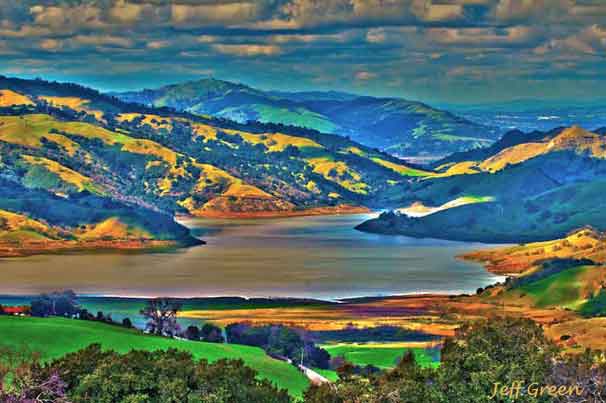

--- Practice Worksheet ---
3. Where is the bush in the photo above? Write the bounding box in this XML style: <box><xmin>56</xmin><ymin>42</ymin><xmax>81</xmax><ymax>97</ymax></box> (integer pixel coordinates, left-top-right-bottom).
<box><xmin>40</xmin><ymin>344</ymin><xmax>291</xmax><ymax>403</ymax></box>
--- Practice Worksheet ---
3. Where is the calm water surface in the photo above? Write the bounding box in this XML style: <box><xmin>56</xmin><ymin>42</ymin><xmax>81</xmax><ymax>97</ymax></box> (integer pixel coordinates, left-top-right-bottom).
<box><xmin>0</xmin><ymin>214</ymin><xmax>504</xmax><ymax>300</ymax></box>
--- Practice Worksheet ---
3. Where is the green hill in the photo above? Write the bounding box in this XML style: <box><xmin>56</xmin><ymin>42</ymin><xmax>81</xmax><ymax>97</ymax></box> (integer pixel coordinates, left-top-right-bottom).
<box><xmin>0</xmin><ymin>316</ymin><xmax>309</xmax><ymax>397</ymax></box>
<box><xmin>358</xmin><ymin>126</ymin><xmax>606</xmax><ymax>243</ymax></box>
<box><xmin>321</xmin><ymin>343</ymin><xmax>439</xmax><ymax>370</ymax></box>
<box><xmin>115</xmin><ymin>78</ymin><xmax>497</xmax><ymax>158</ymax></box>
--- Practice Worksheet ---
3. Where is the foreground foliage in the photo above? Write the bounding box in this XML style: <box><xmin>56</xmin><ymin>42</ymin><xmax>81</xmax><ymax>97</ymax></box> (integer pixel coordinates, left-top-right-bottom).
<box><xmin>306</xmin><ymin>317</ymin><xmax>606</xmax><ymax>403</ymax></box>
<box><xmin>0</xmin><ymin>316</ymin><xmax>309</xmax><ymax>397</ymax></box>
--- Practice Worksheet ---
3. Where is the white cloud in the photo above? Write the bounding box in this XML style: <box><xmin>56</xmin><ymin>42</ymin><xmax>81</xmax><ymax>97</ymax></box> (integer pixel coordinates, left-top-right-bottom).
<box><xmin>366</xmin><ymin>28</ymin><xmax>386</xmax><ymax>43</ymax></box>
<box><xmin>355</xmin><ymin>70</ymin><xmax>377</xmax><ymax>80</ymax></box>
<box><xmin>171</xmin><ymin>2</ymin><xmax>259</xmax><ymax>26</ymax></box>
<box><xmin>212</xmin><ymin>44</ymin><xmax>283</xmax><ymax>56</ymax></box>
<box><xmin>73</xmin><ymin>35</ymin><xmax>134</xmax><ymax>48</ymax></box>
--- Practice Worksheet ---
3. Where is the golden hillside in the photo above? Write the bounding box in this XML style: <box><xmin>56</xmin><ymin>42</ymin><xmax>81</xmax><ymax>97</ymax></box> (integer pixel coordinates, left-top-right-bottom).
<box><xmin>0</xmin><ymin>90</ymin><xmax>34</xmax><ymax>107</ymax></box>
<box><xmin>462</xmin><ymin>227</ymin><xmax>606</xmax><ymax>275</ymax></box>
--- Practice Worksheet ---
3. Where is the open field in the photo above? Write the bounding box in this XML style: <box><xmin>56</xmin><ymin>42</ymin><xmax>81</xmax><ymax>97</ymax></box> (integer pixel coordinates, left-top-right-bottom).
<box><xmin>0</xmin><ymin>316</ymin><xmax>309</xmax><ymax>397</ymax></box>
<box><xmin>179</xmin><ymin>299</ymin><xmax>461</xmax><ymax>335</ymax></box>
<box><xmin>321</xmin><ymin>342</ymin><xmax>440</xmax><ymax>369</ymax></box>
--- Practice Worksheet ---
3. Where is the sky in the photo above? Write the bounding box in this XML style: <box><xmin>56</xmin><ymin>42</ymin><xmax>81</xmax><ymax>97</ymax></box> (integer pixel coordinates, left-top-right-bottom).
<box><xmin>0</xmin><ymin>0</ymin><xmax>604</xmax><ymax>104</ymax></box>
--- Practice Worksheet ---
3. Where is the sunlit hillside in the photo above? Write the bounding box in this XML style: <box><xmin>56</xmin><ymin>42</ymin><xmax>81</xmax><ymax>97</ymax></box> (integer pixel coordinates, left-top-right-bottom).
<box><xmin>358</xmin><ymin>126</ymin><xmax>606</xmax><ymax>243</ymax></box>
<box><xmin>0</xmin><ymin>75</ymin><xmax>436</xmax><ymax>253</ymax></box>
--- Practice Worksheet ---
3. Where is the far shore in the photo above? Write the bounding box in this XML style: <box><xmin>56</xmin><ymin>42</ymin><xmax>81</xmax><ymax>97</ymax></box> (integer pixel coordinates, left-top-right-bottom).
<box><xmin>0</xmin><ymin>238</ymin><xmax>202</xmax><ymax>259</ymax></box>
<box><xmin>0</xmin><ymin>205</ymin><xmax>375</xmax><ymax>259</ymax></box>
<box><xmin>176</xmin><ymin>204</ymin><xmax>372</xmax><ymax>220</ymax></box>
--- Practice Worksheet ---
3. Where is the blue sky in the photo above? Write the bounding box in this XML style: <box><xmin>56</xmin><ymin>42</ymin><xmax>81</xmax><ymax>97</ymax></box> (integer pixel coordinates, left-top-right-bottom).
<box><xmin>0</xmin><ymin>0</ymin><xmax>605</xmax><ymax>104</ymax></box>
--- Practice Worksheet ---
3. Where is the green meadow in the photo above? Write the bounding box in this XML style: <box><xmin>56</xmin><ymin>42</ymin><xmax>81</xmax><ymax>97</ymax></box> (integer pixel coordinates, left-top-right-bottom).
<box><xmin>515</xmin><ymin>265</ymin><xmax>593</xmax><ymax>309</ymax></box>
<box><xmin>0</xmin><ymin>316</ymin><xmax>309</xmax><ymax>397</ymax></box>
<box><xmin>321</xmin><ymin>343</ymin><xmax>440</xmax><ymax>370</ymax></box>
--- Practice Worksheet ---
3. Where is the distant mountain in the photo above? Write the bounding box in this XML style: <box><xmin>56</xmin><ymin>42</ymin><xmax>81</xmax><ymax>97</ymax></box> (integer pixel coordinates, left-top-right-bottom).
<box><xmin>357</xmin><ymin>126</ymin><xmax>606</xmax><ymax>243</ymax></box>
<box><xmin>0</xmin><ymin>75</ymin><xmax>435</xmax><ymax>253</ymax></box>
<box><xmin>115</xmin><ymin>79</ymin><xmax>498</xmax><ymax>159</ymax></box>
<box><xmin>442</xmin><ymin>99</ymin><xmax>606</xmax><ymax>134</ymax></box>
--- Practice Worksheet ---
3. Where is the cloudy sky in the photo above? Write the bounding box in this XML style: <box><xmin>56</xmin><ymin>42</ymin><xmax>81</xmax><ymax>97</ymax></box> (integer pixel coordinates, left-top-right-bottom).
<box><xmin>0</xmin><ymin>0</ymin><xmax>604</xmax><ymax>104</ymax></box>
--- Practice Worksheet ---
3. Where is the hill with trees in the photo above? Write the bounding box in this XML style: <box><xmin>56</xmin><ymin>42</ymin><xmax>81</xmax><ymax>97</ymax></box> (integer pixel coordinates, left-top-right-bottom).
<box><xmin>357</xmin><ymin>126</ymin><xmax>606</xmax><ymax>243</ymax></box>
<box><xmin>115</xmin><ymin>78</ymin><xmax>498</xmax><ymax>159</ymax></box>
<box><xmin>0</xmin><ymin>75</ymin><xmax>435</xmax><ymax>254</ymax></box>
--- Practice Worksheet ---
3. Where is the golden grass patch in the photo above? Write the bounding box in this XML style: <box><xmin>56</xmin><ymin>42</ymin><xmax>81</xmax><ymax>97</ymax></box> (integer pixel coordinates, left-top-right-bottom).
<box><xmin>224</xmin><ymin>129</ymin><xmax>324</xmax><ymax>152</ymax></box>
<box><xmin>0</xmin><ymin>89</ymin><xmax>34</xmax><ymax>106</ymax></box>
<box><xmin>307</xmin><ymin>157</ymin><xmax>369</xmax><ymax>194</ymax></box>
<box><xmin>39</xmin><ymin>96</ymin><xmax>104</xmax><ymax>121</ymax></box>
<box><xmin>79</xmin><ymin>217</ymin><xmax>152</xmax><ymax>240</ymax></box>
<box><xmin>117</xmin><ymin>113</ymin><xmax>174</xmax><ymax>131</ymax></box>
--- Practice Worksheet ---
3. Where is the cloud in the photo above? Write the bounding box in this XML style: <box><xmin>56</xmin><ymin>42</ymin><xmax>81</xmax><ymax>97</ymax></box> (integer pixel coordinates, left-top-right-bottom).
<box><xmin>73</xmin><ymin>35</ymin><xmax>134</xmax><ymax>48</ymax></box>
<box><xmin>146</xmin><ymin>40</ymin><xmax>170</xmax><ymax>49</ymax></box>
<box><xmin>212</xmin><ymin>44</ymin><xmax>283</xmax><ymax>56</ymax></box>
<box><xmin>535</xmin><ymin>24</ymin><xmax>606</xmax><ymax>56</ymax></box>
<box><xmin>0</xmin><ymin>0</ymin><xmax>604</xmax><ymax>103</ymax></box>
<box><xmin>270</xmin><ymin>32</ymin><xmax>351</xmax><ymax>44</ymax></box>
<box><xmin>29</xmin><ymin>4</ymin><xmax>105</xmax><ymax>31</ymax></box>
<box><xmin>171</xmin><ymin>2</ymin><xmax>259</xmax><ymax>26</ymax></box>
<box><xmin>197</xmin><ymin>35</ymin><xmax>219</xmax><ymax>44</ymax></box>
<box><xmin>427</xmin><ymin>26</ymin><xmax>539</xmax><ymax>47</ymax></box>
<box><xmin>366</xmin><ymin>28</ymin><xmax>386</xmax><ymax>43</ymax></box>
<box><xmin>355</xmin><ymin>70</ymin><xmax>377</xmax><ymax>80</ymax></box>
<box><xmin>417</xmin><ymin>3</ymin><xmax>465</xmax><ymax>22</ymax></box>
<box><xmin>39</xmin><ymin>38</ymin><xmax>62</xmax><ymax>51</ymax></box>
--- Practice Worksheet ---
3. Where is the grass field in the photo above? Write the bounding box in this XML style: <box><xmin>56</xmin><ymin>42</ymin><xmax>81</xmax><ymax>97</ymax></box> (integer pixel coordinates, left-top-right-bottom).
<box><xmin>0</xmin><ymin>316</ymin><xmax>309</xmax><ymax>397</ymax></box>
<box><xmin>321</xmin><ymin>343</ymin><xmax>440</xmax><ymax>370</ymax></box>
<box><xmin>514</xmin><ymin>266</ymin><xmax>594</xmax><ymax>309</ymax></box>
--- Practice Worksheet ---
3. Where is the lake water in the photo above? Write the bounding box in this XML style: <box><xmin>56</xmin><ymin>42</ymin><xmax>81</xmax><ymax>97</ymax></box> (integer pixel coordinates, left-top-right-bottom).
<box><xmin>0</xmin><ymin>214</ymin><xmax>504</xmax><ymax>300</ymax></box>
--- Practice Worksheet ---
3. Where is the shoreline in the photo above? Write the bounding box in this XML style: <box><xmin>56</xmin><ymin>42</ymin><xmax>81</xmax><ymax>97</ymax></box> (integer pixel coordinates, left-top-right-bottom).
<box><xmin>0</xmin><ymin>205</ymin><xmax>373</xmax><ymax>259</ymax></box>
<box><xmin>0</xmin><ymin>238</ymin><xmax>203</xmax><ymax>259</ymax></box>
<box><xmin>177</xmin><ymin>204</ymin><xmax>372</xmax><ymax>220</ymax></box>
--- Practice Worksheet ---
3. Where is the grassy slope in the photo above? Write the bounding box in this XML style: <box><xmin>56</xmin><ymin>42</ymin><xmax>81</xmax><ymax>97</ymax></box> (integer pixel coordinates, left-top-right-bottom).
<box><xmin>0</xmin><ymin>316</ymin><xmax>309</xmax><ymax>397</ymax></box>
<box><xmin>504</xmin><ymin>265</ymin><xmax>606</xmax><ymax>311</ymax></box>
<box><xmin>321</xmin><ymin>343</ymin><xmax>439</xmax><ymax>369</ymax></box>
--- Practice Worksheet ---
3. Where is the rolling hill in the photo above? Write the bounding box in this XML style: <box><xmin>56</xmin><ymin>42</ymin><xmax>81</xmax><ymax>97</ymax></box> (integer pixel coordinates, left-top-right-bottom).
<box><xmin>0</xmin><ymin>316</ymin><xmax>309</xmax><ymax>397</ymax></box>
<box><xmin>115</xmin><ymin>78</ymin><xmax>497</xmax><ymax>159</ymax></box>
<box><xmin>357</xmin><ymin>126</ymin><xmax>606</xmax><ymax>242</ymax></box>
<box><xmin>0</xmin><ymin>75</ymin><xmax>431</xmax><ymax>253</ymax></box>
<box><xmin>460</xmin><ymin>228</ymin><xmax>606</xmax><ymax>318</ymax></box>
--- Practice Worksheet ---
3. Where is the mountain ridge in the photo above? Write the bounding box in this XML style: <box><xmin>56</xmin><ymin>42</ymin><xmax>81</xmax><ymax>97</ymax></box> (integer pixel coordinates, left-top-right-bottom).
<box><xmin>114</xmin><ymin>78</ymin><xmax>498</xmax><ymax>158</ymax></box>
<box><xmin>0</xmin><ymin>75</ymin><xmax>433</xmax><ymax>255</ymax></box>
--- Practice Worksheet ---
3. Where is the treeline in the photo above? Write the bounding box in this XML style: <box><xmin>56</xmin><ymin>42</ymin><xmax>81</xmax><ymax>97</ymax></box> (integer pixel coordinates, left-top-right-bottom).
<box><xmin>226</xmin><ymin>323</ymin><xmax>330</xmax><ymax>369</ymax></box>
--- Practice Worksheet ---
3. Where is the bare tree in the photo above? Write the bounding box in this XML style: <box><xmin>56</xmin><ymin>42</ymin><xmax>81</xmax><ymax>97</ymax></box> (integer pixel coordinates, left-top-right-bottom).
<box><xmin>140</xmin><ymin>298</ymin><xmax>182</xmax><ymax>336</ymax></box>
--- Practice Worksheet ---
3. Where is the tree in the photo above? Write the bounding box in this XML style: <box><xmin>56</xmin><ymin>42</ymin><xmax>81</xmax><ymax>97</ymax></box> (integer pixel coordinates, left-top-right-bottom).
<box><xmin>201</xmin><ymin>323</ymin><xmax>224</xmax><ymax>343</ymax></box>
<box><xmin>183</xmin><ymin>325</ymin><xmax>201</xmax><ymax>341</ymax></box>
<box><xmin>306</xmin><ymin>345</ymin><xmax>331</xmax><ymax>369</ymax></box>
<box><xmin>30</xmin><ymin>290</ymin><xmax>79</xmax><ymax>317</ymax></box>
<box><xmin>140</xmin><ymin>298</ymin><xmax>182</xmax><ymax>336</ymax></box>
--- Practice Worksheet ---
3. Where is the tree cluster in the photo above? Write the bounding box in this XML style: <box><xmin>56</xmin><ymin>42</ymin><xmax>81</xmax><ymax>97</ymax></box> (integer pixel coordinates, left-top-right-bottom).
<box><xmin>226</xmin><ymin>323</ymin><xmax>330</xmax><ymax>369</ymax></box>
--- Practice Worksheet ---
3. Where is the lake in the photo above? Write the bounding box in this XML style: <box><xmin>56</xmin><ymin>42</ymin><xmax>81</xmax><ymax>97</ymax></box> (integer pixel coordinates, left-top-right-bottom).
<box><xmin>0</xmin><ymin>214</ymin><xmax>504</xmax><ymax>300</ymax></box>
